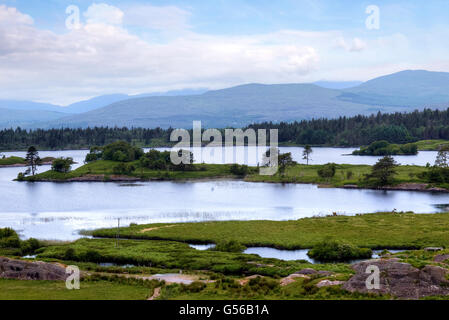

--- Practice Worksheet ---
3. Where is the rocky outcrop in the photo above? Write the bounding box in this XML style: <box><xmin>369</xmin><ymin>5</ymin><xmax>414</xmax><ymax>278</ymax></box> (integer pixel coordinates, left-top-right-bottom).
<box><xmin>434</xmin><ymin>254</ymin><xmax>449</xmax><ymax>263</ymax></box>
<box><xmin>316</xmin><ymin>280</ymin><xmax>344</xmax><ymax>288</ymax></box>
<box><xmin>0</xmin><ymin>257</ymin><xmax>67</xmax><ymax>281</ymax></box>
<box><xmin>342</xmin><ymin>259</ymin><xmax>449</xmax><ymax>299</ymax></box>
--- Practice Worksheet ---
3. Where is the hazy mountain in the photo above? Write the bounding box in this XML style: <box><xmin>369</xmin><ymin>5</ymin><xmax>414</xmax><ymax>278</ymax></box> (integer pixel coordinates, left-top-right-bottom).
<box><xmin>0</xmin><ymin>100</ymin><xmax>67</xmax><ymax>113</ymax></box>
<box><xmin>39</xmin><ymin>83</ymin><xmax>401</xmax><ymax>129</ymax></box>
<box><xmin>313</xmin><ymin>81</ymin><xmax>363</xmax><ymax>89</ymax></box>
<box><xmin>340</xmin><ymin>70</ymin><xmax>449</xmax><ymax>107</ymax></box>
<box><xmin>5</xmin><ymin>70</ymin><xmax>449</xmax><ymax>129</ymax></box>
<box><xmin>0</xmin><ymin>108</ymin><xmax>67</xmax><ymax>129</ymax></box>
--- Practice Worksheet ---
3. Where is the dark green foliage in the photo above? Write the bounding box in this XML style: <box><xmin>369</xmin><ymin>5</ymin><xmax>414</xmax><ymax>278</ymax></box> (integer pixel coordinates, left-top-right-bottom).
<box><xmin>3</xmin><ymin>108</ymin><xmax>449</xmax><ymax>150</ymax></box>
<box><xmin>308</xmin><ymin>241</ymin><xmax>372</xmax><ymax>262</ymax></box>
<box><xmin>112</xmin><ymin>163</ymin><xmax>135</xmax><ymax>175</ymax></box>
<box><xmin>353</xmin><ymin>140</ymin><xmax>418</xmax><ymax>155</ymax></box>
<box><xmin>317</xmin><ymin>163</ymin><xmax>337</xmax><ymax>179</ymax></box>
<box><xmin>51</xmin><ymin>157</ymin><xmax>73</xmax><ymax>173</ymax></box>
<box><xmin>84</xmin><ymin>141</ymin><xmax>143</xmax><ymax>163</ymax></box>
<box><xmin>0</xmin><ymin>228</ymin><xmax>42</xmax><ymax>256</ymax></box>
<box><xmin>366</xmin><ymin>155</ymin><xmax>398</xmax><ymax>186</ymax></box>
<box><xmin>212</xmin><ymin>240</ymin><xmax>246</xmax><ymax>253</ymax></box>
<box><xmin>25</xmin><ymin>146</ymin><xmax>40</xmax><ymax>176</ymax></box>
<box><xmin>229</xmin><ymin>164</ymin><xmax>249</xmax><ymax>176</ymax></box>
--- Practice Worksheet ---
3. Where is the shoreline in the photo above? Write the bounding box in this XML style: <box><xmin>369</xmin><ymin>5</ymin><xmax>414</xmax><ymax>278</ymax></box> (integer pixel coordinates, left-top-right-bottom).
<box><xmin>21</xmin><ymin>173</ymin><xmax>449</xmax><ymax>193</ymax></box>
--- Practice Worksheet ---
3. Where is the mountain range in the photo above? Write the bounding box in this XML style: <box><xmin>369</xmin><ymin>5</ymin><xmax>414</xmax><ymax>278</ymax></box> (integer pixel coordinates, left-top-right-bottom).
<box><xmin>1</xmin><ymin>70</ymin><xmax>449</xmax><ymax>129</ymax></box>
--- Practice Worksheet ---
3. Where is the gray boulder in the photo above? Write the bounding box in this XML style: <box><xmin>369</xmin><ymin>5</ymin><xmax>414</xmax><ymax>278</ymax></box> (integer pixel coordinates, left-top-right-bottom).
<box><xmin>342</xmin><ymin>259</ymin><xmax>449</xmax><ymax>299</ymax></box>
<box><xmin>0</xmin><ymin>257</ymin><xmax>67</xmax><ymax>281</ymax></box>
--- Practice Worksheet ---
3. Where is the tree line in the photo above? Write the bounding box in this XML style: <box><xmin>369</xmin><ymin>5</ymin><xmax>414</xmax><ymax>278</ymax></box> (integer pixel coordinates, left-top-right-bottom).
<box><xmin>2</xmin><ymin>108</ymin><xmax>449</xmax><ymax>150</ymax></box>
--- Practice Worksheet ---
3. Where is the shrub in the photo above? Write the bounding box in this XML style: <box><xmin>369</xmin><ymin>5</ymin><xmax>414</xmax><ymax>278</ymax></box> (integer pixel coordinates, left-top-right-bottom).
<box><xmin>64</xmin><ymin>248</ymin><xmax>76</xmax><ymax>260</ymax></box>
<box><xmin>113</xmin><ymin>163</ymin><xmax>135</xmax><ymax>175</ymax></box>
<box><xmin>51</xmin><ymin>157</ymin><xmax>73</xmax><ymax>173</ymax></box>
<box><xmin>308</xmin><ymin>240</ymin><xmax>372</xmax><ymax>262</ymax></box>
<box><xmin>212</xmin><ymin>240</ymin><xmax>246</xmax><ymax>253</ymax></box>
<box><xmin>181</xmin><ymin>281</ymin><xmax>207</xmax><ymax>293</ymax></box>
<box><xmin>230</xmin><ymin>164</ymin><xmax>249</xmax><ymax>176</ymax></box>
<box><xmin>317</xmin><ymin>163</ymin><xmax>337</xmax><ymax>180</ymax></box>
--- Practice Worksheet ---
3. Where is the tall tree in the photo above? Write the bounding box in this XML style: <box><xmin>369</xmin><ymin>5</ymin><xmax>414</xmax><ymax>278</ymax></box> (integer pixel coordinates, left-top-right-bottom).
<box><xmin>302</xmin><ymin>145</ymin><xmax>312</xmax><ymax>165</ymax></box>
<box><xmin>368</xmin><ymin>155</ymin><xmax>398</xmax><ymax>186</ymax></box>
<box><xmin>435</xmin><ymin>147</ymin><xmax>449</xmax><ymax>168</ymax></box>
<box><xmin>25</xmin><ymin>146</ymin><xmax>40</xmax><ymax>176</ymax></box>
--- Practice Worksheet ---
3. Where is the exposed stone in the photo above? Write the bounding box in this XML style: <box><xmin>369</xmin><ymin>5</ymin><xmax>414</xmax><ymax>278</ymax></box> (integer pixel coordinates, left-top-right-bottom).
<box><xmin>295</xmin><ymin>268</ymin><xmax>318</xmax><ymax>275</ymax></box>
<box><xmin>0</xmin><ymin>256</ymin><xmax>68</xmax><ymax>281</ymax></box>
<box><xmin>424</xmin><ymin>247</ymin><xmax>444</xmax><ymax>252</ymax></box>
<box><xmin>434</xmin><ymin>254</ymin><xmax>449</xmax><ymax>263</ymax></box>
<box><xmin>280</xmin><ymin>274</ymin><xmax>310</xmax><ymax>286</ymax></box>
<box><xmin>316</xmin><ymin>280</ymin><xmax>344</xmax><ymax>288</ymax></box>
<box><xmin>342</xmin><ymin>259</ymin><xmax>449</xmax><ymax>299</ymax></box>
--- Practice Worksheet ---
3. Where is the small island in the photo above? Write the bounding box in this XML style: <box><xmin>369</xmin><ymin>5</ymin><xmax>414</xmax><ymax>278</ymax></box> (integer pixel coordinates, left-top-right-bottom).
<box><xmin>0</xmin><ymin>155</ymin><xmax>55</xmax><ymax>168</ymax></box>
<box><xmin>16</xmin><ymin>141</ymin><xmax>449</xmax><ymax>193</ymax></box>
<box><xmin>352</xmin><ymin>140</ymin><xmax>418</xmax><ymax>156</ymax></box>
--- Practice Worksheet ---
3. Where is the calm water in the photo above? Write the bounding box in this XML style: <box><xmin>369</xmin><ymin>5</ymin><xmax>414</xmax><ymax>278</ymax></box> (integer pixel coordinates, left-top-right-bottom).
<box><xmin>0</xmin><ymin>147</ymin><xmax>447</xmax><ymax>240</ymax></box>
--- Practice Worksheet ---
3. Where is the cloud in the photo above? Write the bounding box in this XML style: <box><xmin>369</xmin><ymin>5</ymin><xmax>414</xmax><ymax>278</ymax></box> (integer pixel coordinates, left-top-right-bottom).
<box><xmin>83</xmin><ymin>3</ymin><xmax>124</xmax><ymax>26</ymax></box>
<box><xmin>0</xmin><ymin>5</ymin><xmax>324</xmax><ymax>104</ymax></box>
<box><xmin>123</xmin><ymin>5</ymin><xmax>191</xmax><ymax>31</ymax></box>
<box><xmin>334</xmin><ymin>37</ymin><xmax>367</xmax><ymax>52</ymax></box>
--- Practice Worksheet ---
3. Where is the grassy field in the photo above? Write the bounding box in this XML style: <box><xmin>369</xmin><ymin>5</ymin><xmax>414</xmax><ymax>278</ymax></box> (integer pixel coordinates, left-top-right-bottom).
<box><xmin>25</xmin><ymin>160</ymin><xmax>247</xmax><ymax>181</ymax></box>
<box><xmin>0</xmin><ymin>279</ymin><xmax>153</xmax><ymax>300</ymax></box>
<box><xmin>0</xmin><ymin>156</ymin><xmax>25</xmax><ymax>166</ymax></box>
<box><xmin>36</xmin><ymin>238</ymin><xmax>351</xmax><ymax>277</ymax></box>
<box><xmin>415</xmin><ymin>140</ymin><xmax>449</xmax><ymax>151</ymax></box>
<box><xmin>24</xmin><ymin>159</ymin><xmax>446</xmax><ymax>191</ymax></box>
<box><xmin>245</xmin><ymin>163</ymin><xmax>433</xmax><ymax>187</ymax></box>
<box><xmin>91</xmin><ymin>212</ymin><xmax>449</xmax><ymax>250</ymax></box>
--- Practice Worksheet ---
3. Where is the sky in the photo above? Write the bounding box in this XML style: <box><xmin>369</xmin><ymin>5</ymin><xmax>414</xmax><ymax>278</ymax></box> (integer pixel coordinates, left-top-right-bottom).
<box><xmin>1</xmin><ymin>0</ymin><xmax>449</xmax><ymax>105</ymax></box>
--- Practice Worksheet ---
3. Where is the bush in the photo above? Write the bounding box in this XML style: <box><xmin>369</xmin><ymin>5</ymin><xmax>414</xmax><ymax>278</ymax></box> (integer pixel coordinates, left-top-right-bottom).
<box><xmin>51</xmin><ymin>157</ymin><xmax>73</xmax><ymax>173</ymax></box>
<box><xmin>230</xmin><ymin>164</ymin><xmax>249</xmax><ymax>176</ymax></box>
<box><xmin>317</xmin><ymin>163</ymin><xmax>337</xmax><ymax>179</ymax></box>
<box><xmin>307</xmin><ymin>240</ymin><xmax>372</xmax><ymax>262</ymax></box>
<box><xmin>64</xmin><ymin>248</ymin><xmax>76</xmax><ymax>260</ymax></box>
<box><xmin>113</xmin><ymin>163</ymin><xmax>135</xmax><ymax>175</ymax></box>
<box><xmin>81</xmin><ymin>250</ymin><xmax>102</xmax><ymax>262</ymax></box>
<box><xmin>212</xmin><ymin>240</ymin><xmax>246</xmax><ymax>253</ymax></box>
<box><xmin>181</xmin><ymin>281</ymin><xmax>207</xmax><ymax>293</ymax></box>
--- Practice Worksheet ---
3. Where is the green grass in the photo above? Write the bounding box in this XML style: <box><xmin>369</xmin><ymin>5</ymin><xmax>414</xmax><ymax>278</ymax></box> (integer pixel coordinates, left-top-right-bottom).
<box><xmin>245</xmin><ymin>163</ymin><xmax>431</xmax><ymax>187</ymax></box>
<box><xmin>415</xmin><ymin>140</ymin><xmax>449</xmax><ymax>151</ymax></box>
<box><xmin>0</xmin><ymin>278</ymin><xmax>152</xmax><ymax>300</ymax></box>
<box><xmin>91</xmin><ymin>212</ymin><xmax>449</xmax><ymax>250</ymax></box>
<box><xmin>0</xmin><ymin>156</ymin><xmax>25</xmax><ymax>166</ymax></box>
<box><xmin>24</xmin><ymin>160</ymin><xmax>444</xmax><ymax>192</ymax></box>
<box><xmin>36</xmin><ymin>238</ymin><xmax>351</xmax><ymax>277</ymax></box>
<box><xmin>25</xmin><ymin>160</ymin><xmax>250</xmax><ymax>181</ymax></box>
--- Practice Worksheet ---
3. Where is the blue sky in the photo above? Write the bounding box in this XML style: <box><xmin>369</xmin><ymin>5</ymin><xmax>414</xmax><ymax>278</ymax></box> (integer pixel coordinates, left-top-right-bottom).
<box><xmin>1</xmin><ymin>0</ymin><xmax>449</xmax><ymax>104</ymax></box>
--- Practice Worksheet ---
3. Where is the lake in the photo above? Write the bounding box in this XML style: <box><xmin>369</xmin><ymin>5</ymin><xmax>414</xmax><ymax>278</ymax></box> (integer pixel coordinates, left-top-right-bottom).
<box><xmin>0</xmin><ymin>147</ymin><xmax>447</xmax><ymax>240</ymax></box>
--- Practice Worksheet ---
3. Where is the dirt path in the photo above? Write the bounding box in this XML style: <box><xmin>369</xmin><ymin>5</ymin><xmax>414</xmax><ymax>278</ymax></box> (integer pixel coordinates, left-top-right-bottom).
<box><xmin>148</xmin><ymin>287</ymin><xmax>161</xmax><ymax>300</ymax></box>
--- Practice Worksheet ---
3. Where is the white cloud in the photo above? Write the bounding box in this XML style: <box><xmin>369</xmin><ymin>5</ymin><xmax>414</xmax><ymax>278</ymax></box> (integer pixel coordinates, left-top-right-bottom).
<box><xmin>83</xmin><ymin>3</ymin><xmax>124</xmax><ymax>26</ymax></box>
<box><xmin>123</xmin><ymin>5</ymin><xmax>191</xmax><ymax>30</ymax></box>
<box><xmin>334</xmin><ymin>37</ymin><xmax>366</xmax><ymax>52</ymax></box>
<box><xmin>0</xmin><ymin>5</ymin><xmax>443</xmax><ymax>105</ymax></box>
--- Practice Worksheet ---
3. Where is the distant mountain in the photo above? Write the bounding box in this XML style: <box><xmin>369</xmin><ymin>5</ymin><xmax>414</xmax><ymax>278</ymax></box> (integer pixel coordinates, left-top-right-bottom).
<box><xmin>63</xmin><ymin>89</ymin><xmax>207</xmax><ymax>114</ymax></box>
<box><xmin>340</xmin><ymin>70</ymin><xmax>449</xmax><ymax>107</ymax></box>
<box><xmin>4</xmin><ymin>70</ymin><xmax>449</xmax><ymax>129</ymax></box>
<box><xmin>0</xmin><ymin>108</ymin><xmax>66</xmax><ymax>129</ymax></box>
<box><xmin>39</xmin><ymin>83</ymin><xmax>401</xmax><ymax>129</ymax></box>
<box><xmin>313</xmin><ymin>81</ymin><xmax>363</xmax><ymax>90</ymax></box>
<box><xmin>64</xmin><ymin>94</ymin><xmax>130</xmax><ymax>114</ymax></box>
<box><xmin>0</xmin><ymin>100</ymin><xmax>67</xmax><ymax>113</ymax></box>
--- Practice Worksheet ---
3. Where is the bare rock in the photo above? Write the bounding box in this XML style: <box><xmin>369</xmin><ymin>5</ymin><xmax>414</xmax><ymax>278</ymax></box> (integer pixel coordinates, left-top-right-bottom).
<box><xmin>0</xmin><ymin>257</ymin><xmax>67</xmax><ymax>281</ymax></box>
<box><xmin>434</xmin><ymin>254</ymin><xmax>449</xmax><ymax>263</ymax></box>
<box><xmin>295</xmin><ymin>268</ymin><xmax>318</xmax><ymax>275</ymax></box>
<box><xmin>280</xmin><ymin>274</ymin><xmax>310</xmax><ymax>286</ymax></box>
<box><xmin>316</xmin><ymin>280</ymin><xmax>344</xmax><ymax>288</ymax></box>
<box><xmin>342</xmin><ymin>259</ymin><xmax>449</xmax><ymax>299</ymax></box>
<box><xmin>424</xmin><ymin>247</ymin><xmax>443</xmax><ymax>252</ymax></box>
